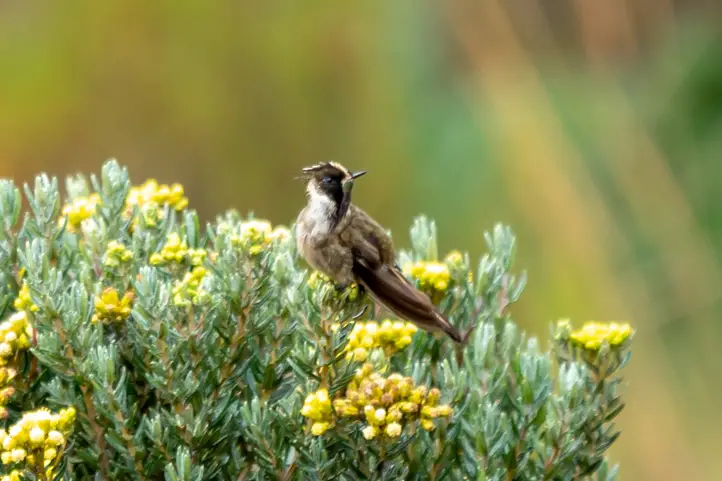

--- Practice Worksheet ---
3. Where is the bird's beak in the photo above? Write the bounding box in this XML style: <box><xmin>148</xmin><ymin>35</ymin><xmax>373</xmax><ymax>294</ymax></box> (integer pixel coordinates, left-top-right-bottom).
<box><xmin>343</xmin><ymin>171</ymin><xmax>366</xmax><ymax>193</ymax></box>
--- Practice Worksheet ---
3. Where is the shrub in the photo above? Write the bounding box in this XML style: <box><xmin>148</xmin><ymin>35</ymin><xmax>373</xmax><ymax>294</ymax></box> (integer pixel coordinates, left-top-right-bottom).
<box><xmin>0</xmin><ymin>160</ymin><xmax>632</xmax><ymax>480</ymax></box>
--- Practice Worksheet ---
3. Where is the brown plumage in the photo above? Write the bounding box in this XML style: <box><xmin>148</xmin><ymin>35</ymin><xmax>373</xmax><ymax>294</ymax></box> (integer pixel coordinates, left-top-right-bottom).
<box><xmin>295</xmin><ymin>161</ymin><xmax>467</xmax><ymax>343</ymax></box>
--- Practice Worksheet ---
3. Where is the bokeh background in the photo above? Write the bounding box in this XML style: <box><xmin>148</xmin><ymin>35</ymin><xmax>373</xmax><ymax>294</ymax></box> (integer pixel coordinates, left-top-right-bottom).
<box><xmin>1</xmin><ymin>1</ymin><xmax>721</xmax><ymax>479</ymax></box>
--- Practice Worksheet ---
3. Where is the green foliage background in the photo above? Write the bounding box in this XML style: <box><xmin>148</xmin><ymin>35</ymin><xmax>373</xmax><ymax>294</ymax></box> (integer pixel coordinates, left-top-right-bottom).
<box><xmin>0</xmin><ymin>2</ymin><xmax>720</xmax><ymax>479</ymax></box>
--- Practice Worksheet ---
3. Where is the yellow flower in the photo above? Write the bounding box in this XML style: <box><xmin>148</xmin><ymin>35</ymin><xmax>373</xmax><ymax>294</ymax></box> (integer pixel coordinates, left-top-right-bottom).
<box><xmin>2</xmin><ymin>471</ymin><xmax>22</xmax><ymax>481</ymax></box>
<box><xmin>103</xmin><ymin>241</ymin><xmax>134</xmax><ymax>268</ymax></box>
<box><xmin>9</xmin><ymin>448</ymin><xmax>26</xmax><ymax>463</ymax></box>
<box><xmin>29</xmin><ymin>427</ymin><xmax>45</xmax><ymax>447</ymax></box>
<box><xmin>188</xmin><ymin>249</ymin><xmax>207</xmax><ymax>267</ymax></box>
<box><xmin>351</xmin><ymin>348</ymin><xmax>368</xmax><ymax>362</ymax></box>
<box><xmin>343</xmin><ymin>320</ymin><xmax>417</xmax><ymax>360</ymax></box>
<box><xmin>384</xmin><ymin>422</ymin><xmax>402</xmax><ymax>437</ymax></box>
<box><xmin>126</xmin><ymin>179</ymin><xmax>188</xmax><ymax>212</ymax></box>
<box><xmin>300</xmin><ymin>388</ymin><xmax>333</xmax><ymax>423</ymax></box>
<box><xmin>371</xmin><ymin>408</ymin><xmax>386</xmax><ymax>426</ymax></box>
<box><xmin>307</xmin><ymin>271</ymin><xmax>359</xmax><ymax>302</ymax></box>
<box><xmin>46</xmin><ymin>431</ymin><xmax>64</xmax><ymax>446</ymax></box>
<box><xmin>269</xmin><ymin>226</ymin><xmax>291</xmax><ymax>243</ymax></box>
<box><xmin>57</xmin><ymin>407</ymin><xmax>76</xmax><ymax>430</ymax></box>
<box><xmin>59</xmin><ymin>193</ymin><xmax>101</xmax><ymax>232</ymax></box>
<box><xmin>0</xmin><ymin>407</ymin><xmax>74</xmax><ymax>473</ymax></box>
<box><xmin>126</xmin><ymin>179</ymin><xmax>159</xmax><ymax>208</ymax></box>
<box><xmin>408</xmin><ymin>261</ymin><xmax>451</xmax><ymax>298</ymax></box>
<box><xmin>568</xmin><ymin>321</ymin><xmax>634</xmax><ymax>351</ymax></box>
<box><xmin>150</xmin><ymin>233</ymin><xmax>207</xmax><ymax>268</ymax></box>
<box><xmin>310</xmin><ymin>422</ymin><xmax>332</xmax><ymax>436</ymax></box>
<box><xmin>362</xmin><ymin>425</ymin><xmax>377</xmax><ymax>440</ymax></box>
<box><xmin>13</xmin><ymin>281</ymin><xmax>38</xmax><ymax>313</ymax></box>
<box><xmin>172</xmin><ymin>267</ymin><xmax>209</xmax><ymax>307</ymax></box>
<box><xmin>444</xmin><ymin>250</ymin><xmax>464</xmax><ymax>267</ymax></box>
<box><xmin>123</xmin><ymin>180</ymin><xmax>189</xmax><ymax>230</ymax></box>
<box><xmin>328</xmin><ymin>364</ymin><xmax>451</xmax><ymax>442</ymax></box>
<box><xmin>44</xmin><ymin>448</ymin><xmax>57</xmax><ymax>461</ymax></box>
<box><xmin>436</xmin><ymin>405</ymin><xmax>452</xmax><ymax>417</ymax></box>
<box><xmin>91</xmin><ymin>288</ymin><xmax>134</xmax><ymax>325</ymax></box>
<box><xmin>237</xmin><ymin>220</ymin><xmax>272</xmax><ymax>250</ymax></box>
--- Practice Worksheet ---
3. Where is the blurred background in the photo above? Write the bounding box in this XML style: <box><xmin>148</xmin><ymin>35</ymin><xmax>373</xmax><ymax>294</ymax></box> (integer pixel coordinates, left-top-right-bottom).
<box><xmin>1</xmin><ymin>1</ymin><xmax>721</xmax><ymax>478</ymax></box>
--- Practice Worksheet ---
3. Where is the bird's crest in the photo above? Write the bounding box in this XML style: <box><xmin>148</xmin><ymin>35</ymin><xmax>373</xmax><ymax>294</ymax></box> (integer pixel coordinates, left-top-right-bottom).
<box><xmin>301</xmin><ymin>161</ymin><xmax>352</xmax><ymax>181</ymax></box>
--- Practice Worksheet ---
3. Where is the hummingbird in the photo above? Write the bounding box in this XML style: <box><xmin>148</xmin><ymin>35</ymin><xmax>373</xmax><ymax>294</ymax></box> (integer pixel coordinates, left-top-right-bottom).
<box><xmin>295</xmin><ymin>161</ymin><xmax>469</xmax><ymax>343</ymax></box>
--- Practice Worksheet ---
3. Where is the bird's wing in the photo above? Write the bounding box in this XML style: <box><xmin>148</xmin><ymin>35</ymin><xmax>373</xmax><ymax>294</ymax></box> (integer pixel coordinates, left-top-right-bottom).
<box><xmin>352</xmin><ymin>258</ymin><xmax>462</xmax><ymax>343</ymax></box>
<box><xmin>341</xmin><ymin>205</ymin><xmax>462</xmax><ymax>342</ymax></box>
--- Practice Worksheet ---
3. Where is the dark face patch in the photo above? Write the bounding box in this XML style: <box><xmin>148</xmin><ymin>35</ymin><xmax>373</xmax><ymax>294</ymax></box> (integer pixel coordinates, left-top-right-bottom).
<box><xmin>302</xmin><ymin>162</ymin><xmax>357</xmax><ymax>226</ymax></box>
<box><xmin>314</xmin><ymin>166</ymin><xmax>346</xmax><ymax>207</ymax></box>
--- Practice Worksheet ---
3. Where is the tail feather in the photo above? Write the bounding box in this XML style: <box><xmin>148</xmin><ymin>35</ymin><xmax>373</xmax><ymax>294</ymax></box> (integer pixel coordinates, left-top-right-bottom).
<box><xmin>353</xmin><ymin>260</ymin><xmax>464</xmax><ymax>343</ymax></box>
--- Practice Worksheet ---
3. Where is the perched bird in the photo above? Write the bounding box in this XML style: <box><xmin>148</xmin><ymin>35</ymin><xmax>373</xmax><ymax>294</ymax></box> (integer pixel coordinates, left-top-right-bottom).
<box><xmin>295</xmin><ymin>161</ymin><xmax>470</xmax><ymax>343</ymax></box>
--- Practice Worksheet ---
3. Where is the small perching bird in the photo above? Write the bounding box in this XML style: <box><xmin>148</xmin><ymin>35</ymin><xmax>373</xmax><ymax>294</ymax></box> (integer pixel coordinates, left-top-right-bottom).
<box><xmin>295</xmin><ymin>161</ymin><xmax>470</xmax><ymax>343</ymax></box>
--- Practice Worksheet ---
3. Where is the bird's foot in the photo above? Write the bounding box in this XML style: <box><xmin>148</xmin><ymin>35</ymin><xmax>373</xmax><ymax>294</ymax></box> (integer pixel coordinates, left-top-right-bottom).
<box><xmin>334</xmin><ymin>283</ymin><xmax>349</xmax><ymax>292</ymax></box>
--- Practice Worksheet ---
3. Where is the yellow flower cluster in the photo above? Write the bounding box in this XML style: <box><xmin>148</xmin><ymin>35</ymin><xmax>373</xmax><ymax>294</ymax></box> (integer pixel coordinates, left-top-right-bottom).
<box><xmin>443</xmin><ymin>250</ymin><xmax>473</xmax><ymax>283</ymax></box>
<box><xmin>126</xmin><ymin>179</ymin><xmax>189</xmax><ymax>212</ymax></box>
<box><xmin>343</xmin><ymin>320</ymin><xmax>418</xmax><ymax>362</ymax></box>
<box><xmin>58</xmin><ymin>193</ymin><xmax>101</xmax><ymax>232</ymax></box>
<box><xmin>0</xmin><ymin>407</ymin><xmax>76</xmax><ymax>479</ymax></box>
<box><xmin>300</xmin><ymin>388</ymin><xmax>334</xmax><ymax>435</ymax></box>
<box><xmin>444</xmin><ymin>250</ymin><xmax>464</xmax><ymax>267</ymax></box>
<box><xmin>226</xmin><ymin>220</ymin><xmax>290</xmax><ymax>255</ymax></box>
<box><xmin>123</xmin><ymin>179</ymin><xmax>189</xmax><ymax>229</ymax></box>
<box><xmin>0</xmin><ymin>303</ymin><xmax>35</xmax><ymax>418</ymax></box>
<box><xmin>0</xmin><ymin>469</ymin><xmax>22</xmax><ymax>481</ymax></box>
<box><xmin>334</xmin><ymin>364</ymin><xmax>451</xmax><ymax>439</ymax></box>
<box><xmin>571</xmin><ymin>322</ymin><xmax>634</xmax><ymax>350</ymax></box>
<box><xmin>103</xmin><ymin>241</ymin><xmax>134</xmax><ymax>268</ymax></box>
<box><xmin>301</xmin><ymin>365</ymin><xmax>452</xmax><ymax>439</ymax></box>
<box><xmin>561</xmin><ymin>320</ymin><xmax>634</xmax><ymax>351</ymax></box>
<box><xmin>307</xmin><ymin>271</ymin><xmax>359</xmax><ymax>302</ymax></box>
<box><xmin>13</xmin><ymin>282</ymin><xmax>38</xmax><ymax>314</ymax></box>
<box><xmin>0</xmin><ymin>312</ymin><xmax>33</xmax><ymax>366</ymax></box>
<box><xmin>149</xmin><ymin>233</ymin><xmax>207</xmax><ymax>267</ymax></box>
<box><xmin>91</xmin><ymin>288</ymin><xmax>134</xmax><ymax>325</ymax></box>
<box><xmin>407</xmin><ymin>261</ymin><xmax>451</xmax><ymax>297</ymax></box>
<box><xmin>172</xmin><ymin>267</ymin><xmax>209</xmax><ymax>307</ymax></box>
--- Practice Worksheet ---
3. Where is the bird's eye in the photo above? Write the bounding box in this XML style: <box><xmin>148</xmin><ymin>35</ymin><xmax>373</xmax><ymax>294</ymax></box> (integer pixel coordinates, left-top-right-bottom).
<box><xmin>322</xmin><ymin>176</ymin><xmax>332</xmax><ymax>184</ymax></box>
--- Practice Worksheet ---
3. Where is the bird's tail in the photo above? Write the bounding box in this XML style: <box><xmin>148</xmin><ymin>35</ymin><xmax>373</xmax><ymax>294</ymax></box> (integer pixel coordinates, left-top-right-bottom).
<box><xmin>353</xmin><ymin>261</ymin><xmax>470</xmax><ymax>344</ymax></box>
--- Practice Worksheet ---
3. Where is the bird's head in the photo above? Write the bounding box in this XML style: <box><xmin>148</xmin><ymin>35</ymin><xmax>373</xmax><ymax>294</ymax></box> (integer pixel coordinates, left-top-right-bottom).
<box><xmin>300</xmin><ymin>162</ymin><xmax>367</xmax><ymax>216</ymax></box>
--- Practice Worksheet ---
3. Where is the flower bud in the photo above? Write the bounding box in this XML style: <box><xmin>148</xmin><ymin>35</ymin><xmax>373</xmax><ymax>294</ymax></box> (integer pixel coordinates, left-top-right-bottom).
<box><xmin>399</xmin><ymin>402</ymin><xmax>418</xmax><ymax>414</ymax></box>
<box><xmin>29</xmin><ymin>427</ymin><xmax>45</xmax><ymax>447</ymax></box>
<box><xmin>385</xmin><ymin>422</ymin><xmax>402</xmax><ymax>437</ymax></box>
<box><xmin>353</xmin><ymin>348</ymin><xmax>368</xmax><ymax>362</ymax></box>
<box><xmin>10</xmin><ymin>449</ymin><xmax>26</xmax><ymax>463</ymax></box>
<box><xmin>311</xmin><ymin>422</ymin><xmax>331</xmax><ymax>436</ymax></box>
<box><xmin>437</xmin><ymin>405</ymin><xmax>452</xmax><ymax>417</ymax></box>
<box><xmin>362</xmin><ymin>425</ymin><xmax>377</xmax><ymax>440</ymax></box>
<box><xmin>386</xmin><ymin>409</ymin><xmax>402</xmax><ymax>423</ymax></box>
<box><xmin>426</xmin><ymin>388</ymin><xmax>441</xmax><ymax>406</ymax></box>
<box><xmin>421</xmin><ymin>406</ymin><xmax>438</xmax><ymax>418</ymax></box>
<box><xmin>46</xmin><ymin>430</ymin><xmax>65</xmax><ymax>446</ymax></box>
<box><xmin>44</xmin><ymin>448</ymin><xmax>57</xmax><ymax>461</ymax></box>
